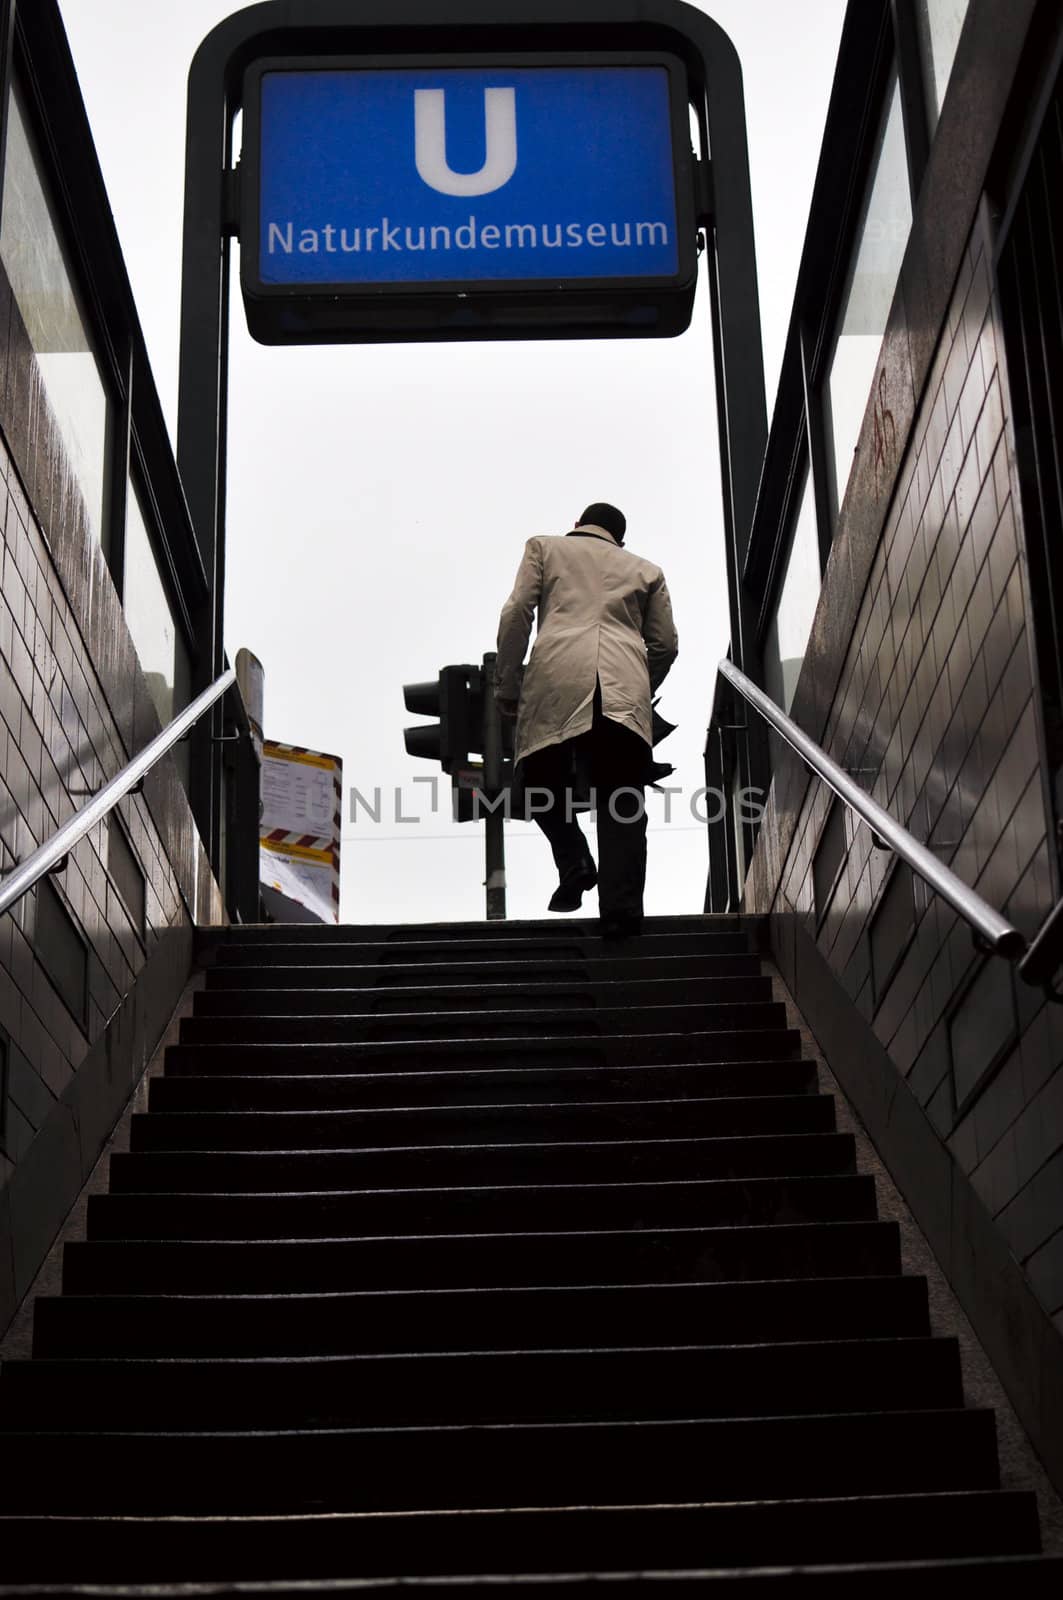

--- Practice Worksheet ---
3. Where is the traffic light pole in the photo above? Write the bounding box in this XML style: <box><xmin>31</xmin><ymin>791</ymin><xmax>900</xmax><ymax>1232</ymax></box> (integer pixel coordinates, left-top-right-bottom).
<box><xmin>481</xmin><ymin>653</ymin><xmax>507</xmax><ymax>922</ymax></box>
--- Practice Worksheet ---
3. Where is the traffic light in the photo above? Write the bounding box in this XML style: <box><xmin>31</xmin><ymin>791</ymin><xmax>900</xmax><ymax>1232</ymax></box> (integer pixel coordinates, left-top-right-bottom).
<box><xmin>401</xmin><ymin>656</ymin><xmax>511</xmax><ymax>909</ymax></box>
<box><xmin>402</xmin><ymin>658</ymin><xmax>520</xmax><ymax>827</ymax></box>
<box><xmin>403</xmin><ymin>664</ymin><xmax>482</xmax><ymax>773</ymax></box>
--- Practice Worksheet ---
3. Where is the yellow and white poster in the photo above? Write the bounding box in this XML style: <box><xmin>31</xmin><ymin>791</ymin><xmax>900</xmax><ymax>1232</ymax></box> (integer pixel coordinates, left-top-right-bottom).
<box><xmin>259</xmin><ymin>742</ymin><xmax>342</xmax><ymax>923</ymax></box>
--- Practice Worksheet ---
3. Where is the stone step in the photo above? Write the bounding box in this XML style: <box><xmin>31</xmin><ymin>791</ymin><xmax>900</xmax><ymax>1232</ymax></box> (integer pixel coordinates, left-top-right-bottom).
<box><xmin>160</xmin><ymin>1026</ymin><xmax>802</xmax><ymax>1077</ymax></box>
<box><xmin>202</xmin><ymin>929</ymin><xmax>755</xmax><ymax>968</ymax></box>
<box><xmin>30</xmin><ymin>1275</ymin><xmax>931</xmax><ymax>1359</ymax></box>
<box><xmin>128</xmin><ymin>1093</ymin><xmax>835</xmax><ymax>1152</ymax></box>
<box><xmin>177</xmin><ymin>1001</ymin><xmax>788</xmax><ymax>1045</ymax></box>
<box><xmin>0</xmin><ymin>1337</ymin><xmax>963</xmax><ymax>1430</ymax></box>
<box><xmin>192</xmin><ymin>973</ymin><xmax>775</xmax><ymax>1015</ymax></box>
<box><xmin>108</xmin><ymin>1131</ymin><xmax>857</xmax><ymax>1192</ymax></box>
<box><xmin>9</xmin><ymin>1553</ymin><xmax>1061</xmax><ymax>1597</ymax></box>
<box><xmin>0</xmin><ymin>1407</ymin><xmax>1002</xmax><ymax>1514</ymax></box>
<box><xmin>147</xmin><ymin>1057</ymin><xmax>819</xmax><ymax>1112</ymax></box>
<box><xmin>61</xmin><ymin>1219</ymin><xmax>902</xmax><ymax>1294</ymax></box>
<box><xmin>201</xmin><ymin>915</ymin><xmax>746</xmax><ymax>943</ymax></box>
<box><xmin>0</xmin><ymin>1494</ymin><xmax>1043</xmax><ymax>1585</ymax></box>
<box><xmin>85</xmin><ymin>1173</ymin><xmax>878</xmax><ymax>1241</ymax></box>
<box><xmin>203</xmin><ymin>951</ymin><xmax>766</xmax><ymax>990</ymax></box>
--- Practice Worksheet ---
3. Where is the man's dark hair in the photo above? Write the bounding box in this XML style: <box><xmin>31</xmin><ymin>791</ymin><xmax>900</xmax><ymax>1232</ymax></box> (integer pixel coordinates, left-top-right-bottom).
<box><xmin>579</xmin><ymin>502</ymin><xmax>626</xmax><ymax>544</ymax></box>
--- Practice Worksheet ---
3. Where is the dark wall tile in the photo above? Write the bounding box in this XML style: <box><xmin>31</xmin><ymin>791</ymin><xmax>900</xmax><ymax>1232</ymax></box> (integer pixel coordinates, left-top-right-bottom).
<box><xmin>997</xmin><ymin>1149</ymin><xmax>1063</xmax><ymax>1262</ymax></box>
<box><xmin>0</xmin><ymin>1100</ymin><xmax>33</xmax><ymax>1162</ymax></box>
<box><xmin>1019</xmin><ymin>1006</ymin><xmax>1063</xmax><ymax>1103</ymax></box>
<box><xmin>1026</xmin><ymin>1227</ymin><xmax>1063</xmax><ymax>1316</ymax></box>
<box><xmin>5</xmin><ymin>1046</ymin><xmax>55</xmax><ymax>1132</ymax></box>
<box><xmin>971</xmin><ymin>1124</ymin><xmax>1020</xmax><ymax>1216</ymax></box>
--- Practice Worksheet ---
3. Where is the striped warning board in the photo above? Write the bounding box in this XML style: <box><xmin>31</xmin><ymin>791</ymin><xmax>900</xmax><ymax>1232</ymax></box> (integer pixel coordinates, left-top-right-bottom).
<box><xmin>259</xmin><ymin>742</ymin><xmax>342</xmax><ymax>922</ymax></box>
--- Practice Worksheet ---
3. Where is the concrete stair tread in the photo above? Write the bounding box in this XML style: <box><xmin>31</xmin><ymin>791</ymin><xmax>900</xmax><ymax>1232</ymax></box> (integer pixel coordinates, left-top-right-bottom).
<box><xmin>205</xmin><ymin>914</ymin><xmax>744</xmax><ymax>936</ymax></box>
<box><xmin>159</xmin><ymin>1031</ymin><xmax>803</xmax><ymax>1075</ymax></box>
<box><xmin>0</xmin><ymin>1408</ymin><xmax>1004</xmax><ymax>1514</ymax></box>
<box><xmin>204</xmin><ymin>952</ymin><xmax>766</xmax><ymax>986</ymax></box>
<box><xmin>206</xmin><ymin>924</ymin><xmax>741</xmax><ymax>942</ymax></box>
<box><xmin>30</xmin><ymin>1275</ymin><xmax>932</xmax><ymax>1356</ymax></box>
<box><xmin>61</xmin><ymin>1220</ymin><xmax>903</xmax><ymax>1293</ymax></box>
<box><xmin>0</xmin><ymin>1336</ymin><xmax>965</xmax><ymax>1429</ymax></box>
<box><xmin>0</xmin><ymin>1493</ymin><xmax>1044</xmax><ymax>1584</ymax></box>
<box><xmin>108</xmin><ymin>1131</ymin><xmax>857</xmax><ymax>1190</ymax></box>
<box><xmin>137</xmin><ymin>1092</ymin><xmax>826</xmax><ymax>1116</ymax></box>
<box><xmin>160</xmin><ymin>1040</ymin><xmax>806</xmax><ymax>1084</ymax></box>
<box><xmin>177</xmin><ymin>1002</ymin><xmax>789</xmax><ymax>1044</ymax></box>
<box><xmin>207</xmin><ymin>935</ymin><xmax>757</xmax><ymax>967</ymax></box>
<box><xmin>201</xmin><ymin>921</ymin><xmax>746</xmax><ymax>940</ymax></box>
<box><xmin>9</xmin><ymin>1555</ymin><xmax>1062</xmax><ymax>1596</ymax></box>
<box><xmin>128</xmin><ymin>1094</ymin><xmax>834</xmax><ymax>1151</ymax></box>
<box><xmin>84</xmin><ymin>1174</ymin><xmax>878</xmax><ymax>1241</ymax></box>
<box><xmin>147</xmin><ymin>1059</ymin><xmax>820</xmax><ymax>1111</ymax></box>
<box><xmin>192</xmin><ymin>976</ymin><xmax>775</xmax><ymax>1013</ymax></box>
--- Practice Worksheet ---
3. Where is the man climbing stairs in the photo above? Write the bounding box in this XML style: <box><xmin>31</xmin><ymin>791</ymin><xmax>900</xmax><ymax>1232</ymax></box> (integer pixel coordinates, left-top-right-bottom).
<box><xmin>0</xmin><ymin>915</ymin><xmax>1059</xmax><ymax>1590</ymax></box>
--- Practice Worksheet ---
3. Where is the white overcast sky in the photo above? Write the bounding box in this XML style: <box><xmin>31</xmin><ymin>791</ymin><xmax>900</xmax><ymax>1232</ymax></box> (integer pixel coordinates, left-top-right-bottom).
<box><xmin>58</xmin><ymin>0</ymin><xmax>846</xmax><ymax>926</ymax></box>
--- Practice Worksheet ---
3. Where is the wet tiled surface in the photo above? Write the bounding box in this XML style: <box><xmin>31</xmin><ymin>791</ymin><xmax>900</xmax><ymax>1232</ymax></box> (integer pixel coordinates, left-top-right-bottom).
<box><xmin>0</xmin><ymin>277</ymin><xmax>224</xmax><ymax>1329</ymax></box>
<box><xmin>747</xmin><ymin>203</ymin><xmax>1063</xmax><ymax>1332</ymax></box>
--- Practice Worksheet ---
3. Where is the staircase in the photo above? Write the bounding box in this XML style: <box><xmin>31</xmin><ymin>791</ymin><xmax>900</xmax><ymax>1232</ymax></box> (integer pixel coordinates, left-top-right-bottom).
<box><xmin>0</xmin><ymin>914</ymin><xmax>1058</xmax><ymax>1592</ymax></box>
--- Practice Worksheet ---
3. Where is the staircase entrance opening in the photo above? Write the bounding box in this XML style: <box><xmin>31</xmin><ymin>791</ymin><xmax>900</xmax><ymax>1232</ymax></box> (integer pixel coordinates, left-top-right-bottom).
<box><xmin>176</xmin><ymin>1</ymin><xmax>767</xmax><ymax>923</ymax></box>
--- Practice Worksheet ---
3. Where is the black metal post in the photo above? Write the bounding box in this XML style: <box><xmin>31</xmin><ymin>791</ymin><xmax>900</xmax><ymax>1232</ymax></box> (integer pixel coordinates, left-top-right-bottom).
<box><xmin>704</xmin><ymin>671</ymin><xmax>744</xmax><ymax>913</ymax></box>
<box><xmin>221</xmin><ymin>685</ymin><xmax>263</xmax><ymax>924</ymax></box>
<box><xmin>178</xmin><ymin>14</ymin><xmax>240</xmax><ymax>881</ymax></box>
<box><xmin>481</xmin><ymin>653</ymin><xmax>507</xmax><ymax>922</ymax></box>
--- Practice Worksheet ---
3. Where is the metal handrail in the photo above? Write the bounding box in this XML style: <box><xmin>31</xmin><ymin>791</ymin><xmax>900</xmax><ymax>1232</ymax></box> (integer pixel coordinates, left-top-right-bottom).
<box><xmin>0</xmin><ymin>667</ymin><xmax>237</xmax><ymax>917</ymax></box>
<box><xmin>718</xmin><ymin>659</ymin><xmax>1028</xmax><ymax>962</ymax></box>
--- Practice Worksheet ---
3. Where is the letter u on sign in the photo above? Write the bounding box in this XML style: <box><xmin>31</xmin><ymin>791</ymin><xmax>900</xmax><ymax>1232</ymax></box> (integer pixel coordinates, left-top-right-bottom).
<box><xmin>414</xmin><ymin>87</ymin><xmax>518</xmax><ymax>197</ymax></box>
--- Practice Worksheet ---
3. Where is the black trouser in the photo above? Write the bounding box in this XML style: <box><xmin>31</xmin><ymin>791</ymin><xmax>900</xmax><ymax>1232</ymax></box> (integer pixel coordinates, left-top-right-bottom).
<box><xmin>520</xmin><ymin>687</ymin><xmax>648</xmax><ymax>920</ymax></box>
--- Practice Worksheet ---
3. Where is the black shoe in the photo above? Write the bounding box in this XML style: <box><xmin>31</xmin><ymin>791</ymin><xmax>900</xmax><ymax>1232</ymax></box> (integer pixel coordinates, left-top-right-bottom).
<box><xmin>548</xmin><ymin>860</ymin><xmax>598</xmax><ymax>913</ymax></box>
<box><xmin>601</xmin><ymin>911</ymin><xmax>643</xmax><ymax>940</ymax></box>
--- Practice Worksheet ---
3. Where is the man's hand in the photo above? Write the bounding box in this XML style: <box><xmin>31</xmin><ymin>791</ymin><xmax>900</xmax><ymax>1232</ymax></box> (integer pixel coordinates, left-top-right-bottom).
<box><xmin>497</xmin><ymin>698</ymin><xmax>519</xmax><ymax>721</ymax></box>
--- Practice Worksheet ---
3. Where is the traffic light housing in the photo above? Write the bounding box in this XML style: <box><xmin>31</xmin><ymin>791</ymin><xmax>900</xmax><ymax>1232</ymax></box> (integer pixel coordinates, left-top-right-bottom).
<box><xmin>403</xmin><ymin>659</ymin><xmax>512</xmax><ymax>824</ymax></box>
<box><xmin>403</xmin><ymin>664</ymin><xmax>482</xmax><ymax>773</ymax></box>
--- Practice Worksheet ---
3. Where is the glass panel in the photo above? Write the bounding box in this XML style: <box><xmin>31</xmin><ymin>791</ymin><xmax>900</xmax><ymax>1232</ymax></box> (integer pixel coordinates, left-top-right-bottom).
<box><xmin>825</xmin><ymin>68</ymin><xmax>912</xmax><ymax>514</ymax></box>
<box><xmin>763</xmin><ymin>467</ymin><xmax>822</xmax><ymax>715</ymax></box>
<box><xmin>915</xmin><ymin>0</ymin><xmax>971</xmax><ymax>128</ymax></box>
<box><xmin>123</xmin><ymin>478</ymin><xmax>185</xmax><ymax>733</ymax></box>
<box><xmin>0</xmin><ymin>80</ymin><xmax>112</xmax><ymax>544</ymax></box>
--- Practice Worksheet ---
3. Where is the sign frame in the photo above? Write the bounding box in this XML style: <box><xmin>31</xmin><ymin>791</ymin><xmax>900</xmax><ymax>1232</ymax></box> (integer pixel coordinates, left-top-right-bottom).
<box><xmin>177</xmin><ymin>1</ymin><xmax>768</xmax><ymax>877</ymax></box>
<box><xmin>239</xmin><ymin>49</ymin><xmax>699</xmax><ymax>344</ymax></box>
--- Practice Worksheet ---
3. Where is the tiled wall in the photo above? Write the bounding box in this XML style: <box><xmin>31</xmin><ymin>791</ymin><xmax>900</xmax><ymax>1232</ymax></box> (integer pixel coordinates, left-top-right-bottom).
<box><xmin>747</xmin><ymin>204</ymin><xmax>1063</xmax><ymax>1333</ymax></box>
<box><xmin>0</xmin><ymin>264</ymin><xmax>224</xmax><ymax>1328</ymax></box>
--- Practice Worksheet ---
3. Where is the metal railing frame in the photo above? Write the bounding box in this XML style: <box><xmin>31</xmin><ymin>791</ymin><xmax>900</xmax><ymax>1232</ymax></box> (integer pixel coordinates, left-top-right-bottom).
<box><xmin>0</xmin><ymin>667</ymin><xmax>237</xmax><ymax>919</ymax></box>
<box><xmin>716</xmin><ymin>660</ymin><xmax>1061</xmax><ymax>985</ymax></box>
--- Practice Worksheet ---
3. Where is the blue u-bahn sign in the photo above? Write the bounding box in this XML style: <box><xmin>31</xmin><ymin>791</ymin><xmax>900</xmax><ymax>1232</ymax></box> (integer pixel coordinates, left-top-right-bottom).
<box><xmin>240</xmin><ymin>53</ymin><xmax>698</xmax><ymax>342</ymax></box>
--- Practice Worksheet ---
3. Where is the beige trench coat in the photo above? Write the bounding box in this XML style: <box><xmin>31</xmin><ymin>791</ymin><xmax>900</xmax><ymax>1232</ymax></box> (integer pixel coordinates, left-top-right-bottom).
<box><xmin>495</xmin><ymin>524</ymin><xmax>679</xmax><ymax>764</ymax></box>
